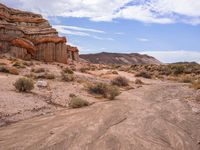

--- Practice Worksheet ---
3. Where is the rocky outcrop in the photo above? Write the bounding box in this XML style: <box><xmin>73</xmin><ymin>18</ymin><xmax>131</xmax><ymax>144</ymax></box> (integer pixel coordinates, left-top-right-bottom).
<box><xmin>66</xmin><ymin>45</ymin><xmax>79</xmax><ymax>61</ymax></box>
<box><xmin>0</xmin><ymin>3</ymin><xmax>79</xmax><ymax>63</ymax></box>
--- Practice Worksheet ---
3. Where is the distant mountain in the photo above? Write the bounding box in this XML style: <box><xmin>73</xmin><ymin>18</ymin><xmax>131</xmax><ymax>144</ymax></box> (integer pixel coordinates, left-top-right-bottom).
<box><xmin>80</xmin><ymin>52</ymin><xmax>161</xmax><ymax>65</ymax></box>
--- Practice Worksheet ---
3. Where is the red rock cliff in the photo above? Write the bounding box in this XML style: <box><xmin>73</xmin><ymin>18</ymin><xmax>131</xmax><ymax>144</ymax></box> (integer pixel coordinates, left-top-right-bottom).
<box><xmin>0</xmin><ymin>3</ymin><xmax>78</xmax><ymax>63</ymax></box>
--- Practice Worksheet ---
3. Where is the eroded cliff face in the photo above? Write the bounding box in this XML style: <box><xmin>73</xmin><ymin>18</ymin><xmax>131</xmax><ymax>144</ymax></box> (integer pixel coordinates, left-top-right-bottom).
<box><xmin>0</xmin><ymin>3</ymin><xmax>76</xmax><ymax>63</ymax></box>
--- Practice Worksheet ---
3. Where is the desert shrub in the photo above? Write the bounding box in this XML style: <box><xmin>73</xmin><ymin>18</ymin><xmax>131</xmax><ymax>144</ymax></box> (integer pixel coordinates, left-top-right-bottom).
<box><xmin>192</xmin><ymin>79</ymin><xmax>200</xmax><ymax>90</ymax></box>
<box><xmin>88</xmin><ymin>83</ymin><xmax>120</xmax><ymax>99</ymax></box>
<box><xmin>0</xmin><ymin>66</ymin><xmax>19</xmax><ymax>75</ymax></box>
<box><xmin>88</xmin><ymin>83</ymin><xmax>108</xmax><ymax>97</ymax></box>
<box><xmin>44</xmin><ymin>73</ymin><xmax>55</xmax><ymax>79</ymax></box>
<box><xmin>171</xmin><ymin>65</ymin><xmax>185</xmax><ymax>75</ymax></box>
<box><xmin>8</xmin><ymin>67</ymin><xmax>19</xmax><ymax>75</ymax></box>
<box><xmin>12</xmin><ymin>61</ymin><xmax>26</xmax><ymax>68</ymax></box>
<box><xmin>14</xmin><ymin>77</ymin><xmax>34</xmax><ymax>92</ymax></box>
<box><xmin>111</xmin><ymin>76</ymin><xmax>129</xmax><ymax>86</ymax></box>
<box><xmin>135</xmin><ymin>71</ymin><xmax>151</xmax><ymax>79</ymax></box>
<box><xmin>62</xmin><ymin>67</ymin><xmax>74</xmax><ymax>74</ymax></box>
<box><xmin>69</xmin><ymin>97</ymin><xmax>89</xmax><ymax>108</ymax></box>
<box><xmin>79</xmin><ymin>67</ymin><xmax>89</xmax><ymax>73</ymax></box>
<box><xmin>181</xmin><ymin>76</ymin><xmax>192</xmax><ymax>83</ymax></box>
<box><xmin>0</xmin><ymin>66</ymin><xmax>9</xmax><ymax>73</ymax></box>
<box><xmin>107</xmin><ymin>86</ymin><xmax>120</xmax><ymax>100</ymax></box>
<box><xmin>24</xmin><ymin>73</ymin><xmax>36</xmax><ymax>79</ymax></box>
<box><xmin>112</xmin><ymin>71</ymin><xmax>118</xmax><ymax>74</ymax></box>
<box><xmin>135</xmin><ymin>79</ymin><xmax>143</xmax><ymax>84</ymax></box>
<box><xmin>61</xmin><ymin>73</ymin><xmax>75</xmax><ymax>82</ymax></box>
<box><xmin>32</xmin><ymin>68</ymin><xmax>47</xmax><ymax>73</ymax></box>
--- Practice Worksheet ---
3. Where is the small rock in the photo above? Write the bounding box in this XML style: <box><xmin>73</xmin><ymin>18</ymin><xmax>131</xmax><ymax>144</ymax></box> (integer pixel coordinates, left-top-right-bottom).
<box><xmin>36</xmin><ymin>80</ymin><xmax>48</xmax><ymax>88</ymax></box>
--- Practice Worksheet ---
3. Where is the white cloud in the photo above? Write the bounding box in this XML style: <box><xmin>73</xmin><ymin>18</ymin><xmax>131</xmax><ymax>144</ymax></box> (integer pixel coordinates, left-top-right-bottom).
<box><xmin>53</xmin><ymin>25</ymin><xmax>105</xmax><ymax>33</ymax></box>
<box><xmin>137</xmin><ymin>38</ymin><xmax>150</xmax><ymax>42</ymax></box>
<box><xmin>1</xmin><ymin>0</ymin><xmax>200</xmax><ymax>24</ymax></box>
<box><xmin>140</xmin><ymin>50</ymin><xmax>200</xmax><ymax>63</ymax></box>
<box><xmin>53</xmin><ymin>25</ymin><xmax>114</xmax><ymax>41</ymax></box>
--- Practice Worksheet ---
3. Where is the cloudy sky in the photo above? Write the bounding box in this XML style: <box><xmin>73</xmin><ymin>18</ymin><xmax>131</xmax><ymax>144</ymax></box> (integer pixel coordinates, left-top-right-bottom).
<box><xmin>1</xmin><ymin>0</ymin><xmax>200</xmax><ymax>63</ymax></box>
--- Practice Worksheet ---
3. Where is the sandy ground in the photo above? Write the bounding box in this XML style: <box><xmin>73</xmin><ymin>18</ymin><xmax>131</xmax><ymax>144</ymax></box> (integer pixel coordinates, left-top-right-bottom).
<box><xmin>0</xmin><ymin>59</ymin><xmax>200</xmax><ymax>150</ymax></box>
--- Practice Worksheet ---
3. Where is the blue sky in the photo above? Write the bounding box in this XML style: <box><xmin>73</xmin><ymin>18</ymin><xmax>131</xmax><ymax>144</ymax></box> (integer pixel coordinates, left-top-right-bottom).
<box><xmin>1</xmin><ymin>0</ymin><xmax>200</xmax><ymax>63</ymax></box>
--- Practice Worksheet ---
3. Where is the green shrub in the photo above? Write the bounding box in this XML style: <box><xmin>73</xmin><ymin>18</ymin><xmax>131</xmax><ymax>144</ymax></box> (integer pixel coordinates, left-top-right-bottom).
<box><xmin>69</xmin><ymin>97</ymin><xmax>89</xmax><ymax>108</ymax></box>
<box><xmin>111</xmin><ymin>76</ymin><xmax>129</xmax><ymax>86</ymax></box>
<box><xmin>14</xmin><ymin>77</ymin><xmax>34</xmax><ymax>92</ymax></box>
<box><xmin>135</xmin><ymin>71</ymin><xmax>151</xmax><ymax>79</ymax></box>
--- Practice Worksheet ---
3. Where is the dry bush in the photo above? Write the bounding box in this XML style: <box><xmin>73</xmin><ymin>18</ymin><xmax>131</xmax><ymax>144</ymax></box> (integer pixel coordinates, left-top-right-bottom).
<box><xmin>180</xmin><ymin>76</ymin><xmax>192</xmax><ymax>83</ymax></box>
<box><xmin>24</xmin><ymin>73</ymin><xmax>36</xmax><ymax>79</ymax></box>
<box><xmin>79</xmin><ymin>67</ymin><xmax>89</xmax><ymax>73</ymax></box>
<box><xmin>14</xmin><ymin>77</ymin><xmax>34</xmax><ymax>92</ymax></box>
<box><xmin>135</xmin><ymin>79</ymin><xmax>143</xmax><ymax>84</ymax></box>
<box><xmin>135</xmin><ymin>71</ymin><xmax>151</xmax><ymax>79</ymax></box>
<box><xmin>44</xmin><ymin>73</ymin><xmax>55</xmax><ymax>79</ymax></box>
<box><xmin>69</xmin><ymin>97</ymin><xmax>89</xmax><ymax>108</ymax></box>
<box><xmin>88</xmin><ymin>83</ymin><xmax>120</xmax><ymax>100</ymax></box>
<box><xmin>112</xmin><ymin>71</ymin><xmax>118</xmax><ymax>74</ymax></box>
<box><xmin>61</xmin><ymin>73</ymin><xmax>75</xmax><ymax>82</ymax></box>
<box><xmin>31</xmin><ymin>68</ymin><xmax>46</xmax><ymax>73</ymax></box>
<box><xmin>108</xmin><ymin>86</ymin><xmax>120</xmax><ymax>100</ymax></box>
<box><xmin>171</xmin><ymin>65</ymin><xmax>185</xmax><ymax>75</ymax></box>
<box><xmin>7</xmin><ymin>67</ymin><xmax>19</xmax><ymax>75</ymax></box>
<box><xmin>111</xmin><ymin>76</ymin><xmax>129</xmax><ymax>86</ymax></box>
<box><xmin>88</xmin><ymin>83</ymin><xmax>108</xmax><ymax>97</ymax></box>
<box><xmin>12</xmin><ymin>61</ymin><xmax>26</xmax><ymax>68</ymax></box>
<box><xmin>0</xmin><ymin>66</ymin><xmax>9</xmax><ymax>73</ymax></box>
<box><xmin>192</xmin><ymin>79</ymin><xmax>200</xmax><ymax>90</ymax></box>
<box><xmin>0</xmin><ymin>66</ymin><xmax>19</xmax><ymax>75</ymax></box>
<box><xmin>62</xmin><ymin>67</ymin><xmax>74</xmax><ymax>74</ymax></box>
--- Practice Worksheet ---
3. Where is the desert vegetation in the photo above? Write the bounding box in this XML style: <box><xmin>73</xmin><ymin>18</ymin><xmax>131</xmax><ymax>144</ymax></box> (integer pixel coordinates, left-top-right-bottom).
<box><xmin>88</xmin><ymin>82</ymin><xmax>120</xmax><ymax>100</ymax></box>
<box><xmin>14</xmin><ymin>77</ymin><xmax>34</xmax><ymax>92</ymax></box>
<box><xmin>69</xmin><ymin>96</ymin><xmax>89</xmax><ymax>108</ymax></box>
<box><xmin>111</xmin><ymin>76</ymin><xmax>129</xmax><ymax>86</ymax></box>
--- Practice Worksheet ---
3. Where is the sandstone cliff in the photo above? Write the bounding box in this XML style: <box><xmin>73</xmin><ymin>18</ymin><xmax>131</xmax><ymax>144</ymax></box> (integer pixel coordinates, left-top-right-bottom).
<box><xmin>0</xmin><ymin>3</ymin><xmax>79</xmax><ymax>63</ymax></box>
<box><xmin>80</xmin><ymin>52</ymin><xmax>161</xmax><ymax>65</ymax></box>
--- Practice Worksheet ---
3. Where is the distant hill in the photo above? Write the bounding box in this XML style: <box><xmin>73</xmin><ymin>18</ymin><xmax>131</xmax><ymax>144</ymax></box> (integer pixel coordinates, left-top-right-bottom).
<box><xmin>80</xmin><ymin>52</ymin><xmax>161</xmax><ymax>65</ymax></box>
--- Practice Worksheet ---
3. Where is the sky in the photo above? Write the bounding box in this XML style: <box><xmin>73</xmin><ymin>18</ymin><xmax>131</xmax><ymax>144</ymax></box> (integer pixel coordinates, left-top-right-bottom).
<box><xmin>1</xmin><ymin>0</ymin><xmax>200</xmax><ymax>63</ymax></box>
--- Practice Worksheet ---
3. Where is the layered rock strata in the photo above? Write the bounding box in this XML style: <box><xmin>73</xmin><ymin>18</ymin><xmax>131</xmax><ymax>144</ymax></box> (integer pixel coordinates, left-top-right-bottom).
<box><xmin>66</xmin><ymin>45</ymin><xmax>79</xmax><ymax>61</ymax></box>
<box><xmin>0</xmin><ymin>3</ymin><xmax>78</xmax><ymax>63</ymax></box>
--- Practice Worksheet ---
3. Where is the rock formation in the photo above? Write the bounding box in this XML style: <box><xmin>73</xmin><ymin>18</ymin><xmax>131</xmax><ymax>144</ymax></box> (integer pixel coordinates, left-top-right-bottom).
<box><xmin>66</xmin><ymin>45</ymin><xmax>79</xmax><ymax>61</ymax></box>
<box><xmin>0</xmin><ymin>3</ymin><xmax>79</xmax><ymax>63</ymax></box>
